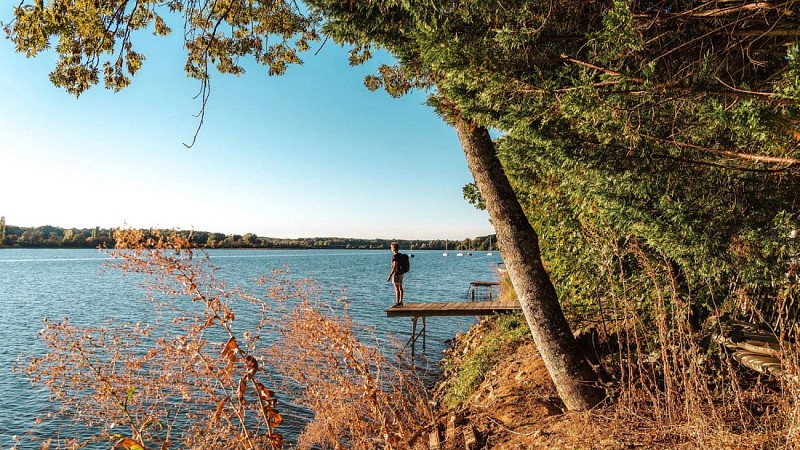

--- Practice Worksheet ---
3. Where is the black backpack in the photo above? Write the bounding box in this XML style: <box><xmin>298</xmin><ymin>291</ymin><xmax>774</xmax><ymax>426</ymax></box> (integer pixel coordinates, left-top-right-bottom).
<box><xmin>396</xmin><ymin>253</ymin><xmax>410</xmax><ymax>274</ymax></box>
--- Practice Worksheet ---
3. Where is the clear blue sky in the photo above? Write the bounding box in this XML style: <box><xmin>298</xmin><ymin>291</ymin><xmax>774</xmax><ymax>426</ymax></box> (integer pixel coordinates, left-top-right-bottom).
<box><xmin>0</xmin><ymin>24</ymin><xmax>493</xmax><ymax>240</ymax></box>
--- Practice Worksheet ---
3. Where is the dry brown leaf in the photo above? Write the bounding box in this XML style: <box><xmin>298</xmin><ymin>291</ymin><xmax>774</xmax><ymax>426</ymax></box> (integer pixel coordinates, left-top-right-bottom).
<box><xmin>221</xmin><ymin>337</ymin><xmax>240</xmax><ymax>363</ymax></box>
<box><xmin>267</xmin><ymin>409</ymin><xmax>283</xmax><ymax>428</ymax></box>
<box><xmin>115</xmin><ymin>438</ymin><xmax>146</xmax><ymax>450</ymax></box>
<box><xmin>211</xmin><ymin>397</ymin><xmax>228</xmax><ymax>424</ymax></box>
<box><xmin>237</xmin><ymin>376</ymin><xmax>248</xmax><ymax>405</ymax></box>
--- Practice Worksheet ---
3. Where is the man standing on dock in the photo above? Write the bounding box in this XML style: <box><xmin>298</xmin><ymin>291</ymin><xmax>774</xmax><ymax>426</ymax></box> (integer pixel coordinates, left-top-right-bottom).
<box><xmin>387</xmin><ymin>242</ymin><xmax>407</xmax><ymax>307</ymax></box>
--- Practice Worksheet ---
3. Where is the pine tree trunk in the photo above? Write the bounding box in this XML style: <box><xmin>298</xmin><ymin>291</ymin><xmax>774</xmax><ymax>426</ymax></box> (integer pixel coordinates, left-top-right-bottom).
<box><xmin>453</xmin><ymin>117</ymin><xmax>605</xmax><ymax>411</ymax></box>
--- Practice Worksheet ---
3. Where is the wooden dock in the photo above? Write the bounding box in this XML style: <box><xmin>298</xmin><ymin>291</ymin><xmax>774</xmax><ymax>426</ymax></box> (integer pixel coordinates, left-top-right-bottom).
<box><xmin>385</xmin><ymin>301</ymin><xmax>521</xmax><ymax>356</ymax></box>
<box><xmin>386</xmin><ymin>301</ymin><xmax>519</xmax><ymax>318</ymax></box>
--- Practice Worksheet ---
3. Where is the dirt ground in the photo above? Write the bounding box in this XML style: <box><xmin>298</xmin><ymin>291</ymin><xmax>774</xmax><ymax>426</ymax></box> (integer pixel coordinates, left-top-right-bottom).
<box><xmin>433</xmin><ymin>339</ymin><xmax>600</xmax><ymax>450</ymax></box>
<box><xmin>431</xmin><ymin>333</ymin><xmax>789</xmax><ymax>450</ymax></box>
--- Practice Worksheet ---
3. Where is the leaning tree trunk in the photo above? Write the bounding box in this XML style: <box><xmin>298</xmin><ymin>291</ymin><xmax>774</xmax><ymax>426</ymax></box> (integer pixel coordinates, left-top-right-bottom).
<box><xmin>453</xmin><ymin>117</ymin><xmax>604</xmax><ymax>411</ymax></box>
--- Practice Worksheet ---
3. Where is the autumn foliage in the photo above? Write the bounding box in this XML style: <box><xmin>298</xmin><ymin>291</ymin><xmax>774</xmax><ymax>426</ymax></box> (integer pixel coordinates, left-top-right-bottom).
<box><xmin>269</xmin><ymin>297</ymin><xmax>435</xmax><ymax>449</ymax></box>
<box><xmin>21</xmin><ymin>229</ymin><xmax>432</xmax><ymax>449</ymax></box>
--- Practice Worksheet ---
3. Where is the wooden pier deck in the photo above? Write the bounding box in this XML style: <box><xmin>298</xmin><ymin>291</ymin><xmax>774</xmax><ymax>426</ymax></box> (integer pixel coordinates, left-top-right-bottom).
<box><xmin>385</xmin><ymin>301</ymin><xmax>521</xmax><ymax>356</ymax></box>
<box><xmin>385</xmin><ymin>301</ymin><xmax>519</xmax><ymax>318</ymax></box>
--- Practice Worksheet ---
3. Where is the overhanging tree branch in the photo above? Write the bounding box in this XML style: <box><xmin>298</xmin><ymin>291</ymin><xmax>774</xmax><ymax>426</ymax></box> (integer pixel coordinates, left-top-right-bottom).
<box><xmin>646</xmin><ymin>135</ymin><xmax>800</xmax><ymax>167</ymax></box>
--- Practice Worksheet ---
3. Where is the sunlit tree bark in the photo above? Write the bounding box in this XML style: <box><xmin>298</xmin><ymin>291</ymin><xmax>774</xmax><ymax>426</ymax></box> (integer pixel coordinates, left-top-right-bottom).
<box><xmin>453</xmin><ymin>116</ymin><xmax>604</xmax><ymax>410</ymax></box>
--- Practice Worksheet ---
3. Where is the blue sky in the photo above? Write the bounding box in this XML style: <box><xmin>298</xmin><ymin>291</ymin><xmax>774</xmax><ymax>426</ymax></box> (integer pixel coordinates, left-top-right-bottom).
<box><xmin>0</xmin><ymin>23</ymin><xmax>493</xmax><ymax>240</ymax></box>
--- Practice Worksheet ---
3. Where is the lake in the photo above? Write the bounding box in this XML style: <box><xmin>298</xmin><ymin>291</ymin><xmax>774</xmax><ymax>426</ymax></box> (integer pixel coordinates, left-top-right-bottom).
<box><xmin>0</xmin><ymin>248</ymin><xmax>504</xmax><ymax>448</ymax></box>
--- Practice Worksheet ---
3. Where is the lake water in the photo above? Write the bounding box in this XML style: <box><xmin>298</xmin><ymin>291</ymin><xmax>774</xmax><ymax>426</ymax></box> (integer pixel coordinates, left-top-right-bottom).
<box><xmin>0</xmin><ymin>248</ymin><xmax>504</xmax><ymax>448</ymax></box>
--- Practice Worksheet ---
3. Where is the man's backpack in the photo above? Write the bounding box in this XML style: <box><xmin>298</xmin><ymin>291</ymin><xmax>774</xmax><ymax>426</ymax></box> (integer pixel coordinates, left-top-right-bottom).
<box><xmin>396</xmin><ymin>253</ymin><xmax>410</xmax><ymax>274</ymax></box>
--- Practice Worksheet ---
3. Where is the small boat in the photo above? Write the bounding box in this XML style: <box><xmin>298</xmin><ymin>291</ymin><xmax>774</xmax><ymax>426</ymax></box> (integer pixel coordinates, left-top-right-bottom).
<box><xmin>486</xmin><ymin>236</ymin><xmax>493</xmax><ymax>256</ymax></box>
<box><xmin>442</xmin><ymin>239</ymin><xmax>448</xmax><ymax>257</ymax></box>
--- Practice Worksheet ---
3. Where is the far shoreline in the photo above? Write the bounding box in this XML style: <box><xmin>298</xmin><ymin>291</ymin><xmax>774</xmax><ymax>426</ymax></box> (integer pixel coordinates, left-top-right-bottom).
<box><xmin>0</xmin><ymin>224</ymin><xmax>497</xmax><ymax>252</ymax></box>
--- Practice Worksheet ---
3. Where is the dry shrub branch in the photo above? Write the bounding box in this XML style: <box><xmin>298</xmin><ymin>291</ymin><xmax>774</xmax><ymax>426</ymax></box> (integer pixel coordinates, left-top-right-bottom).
<box><xmin>20</xmin><ymin>229</ymin><xmax>432</xmax><ymax>449</ymax></box>
<box><xmin>268</xmin><ymin>297</ymin><xmax>434</xmax><ymax>450</ymax></box>
<box><xmin>23</xmin><ymin>229</ymin><xmax>286</xmax><ymax>449</ymax></box>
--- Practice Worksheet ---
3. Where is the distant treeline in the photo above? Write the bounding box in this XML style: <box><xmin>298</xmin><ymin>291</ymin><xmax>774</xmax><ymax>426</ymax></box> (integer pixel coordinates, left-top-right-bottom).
<box><xmin>0</xmin><ymin>220</ymin><xmax>496</xmax><ymax>251</ymax></box>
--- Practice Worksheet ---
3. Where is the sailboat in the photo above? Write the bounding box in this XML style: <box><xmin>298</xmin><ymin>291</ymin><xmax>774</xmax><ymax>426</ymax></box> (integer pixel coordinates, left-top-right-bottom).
<box><xmin>486</xmin><ymin>236</ymin><xmax>493</xmax><ymax>256</ymax></box>
<box><xmin>442</xmin><ymin>239</ymin><xmax>448</xmax><ymax>257</ymax></box>
<box><xmin>456</xmin><ymin>241</ymin><xmax>464</xmax><ymax>257</ymax></box>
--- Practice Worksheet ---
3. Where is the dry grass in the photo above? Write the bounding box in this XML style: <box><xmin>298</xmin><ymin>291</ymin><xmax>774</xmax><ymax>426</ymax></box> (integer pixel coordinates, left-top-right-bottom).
<box><xmin>439</xmin><ymin>269</ymin><xmax>800</xmax><ymax>449</ymax></box>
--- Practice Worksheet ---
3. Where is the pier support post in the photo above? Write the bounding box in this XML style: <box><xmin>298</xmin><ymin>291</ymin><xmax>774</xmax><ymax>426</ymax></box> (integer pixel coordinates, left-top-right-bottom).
<box><xmin>422</xmin><ymin>316</ymin><xmax>427</xmax><ymax>350</ymax></box>
<box><xmin>411</xmin><ymin>316</ymin><xmax>418</xmax><ymax>358</ymax></box>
